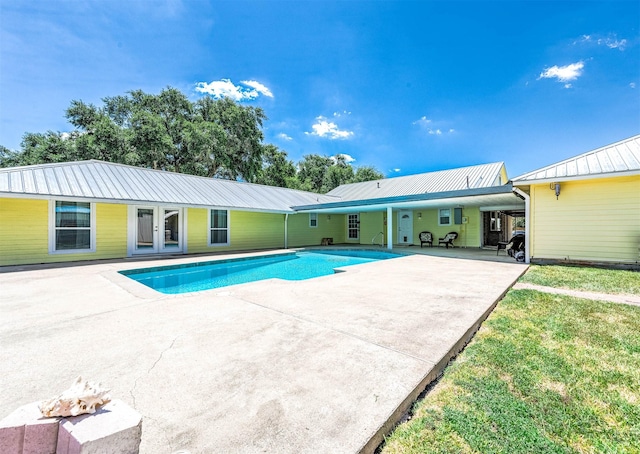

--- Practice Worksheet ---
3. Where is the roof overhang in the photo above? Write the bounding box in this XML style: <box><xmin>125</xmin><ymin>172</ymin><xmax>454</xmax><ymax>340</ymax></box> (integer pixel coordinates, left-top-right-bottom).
<box><xmin>292</xmin><ymin>183</ymin><xmax>524</xmax><ymax>214</ymax></box>
<box><xmin>512</xmin><ymin>169</ymin><xmax>640</xmax><ymax>186</ymax></box>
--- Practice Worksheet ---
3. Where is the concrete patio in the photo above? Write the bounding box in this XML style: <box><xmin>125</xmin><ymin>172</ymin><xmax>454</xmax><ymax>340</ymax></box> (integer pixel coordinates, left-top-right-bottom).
<box><xmin>0</xmin><ymin>250</ymin><xmax>527</xmax><ymax>453</ymax></box>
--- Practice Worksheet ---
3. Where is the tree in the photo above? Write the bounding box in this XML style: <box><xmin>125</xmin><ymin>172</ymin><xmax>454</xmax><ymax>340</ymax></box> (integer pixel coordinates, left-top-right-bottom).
<box><xmin>352</xmin><ymin>165</ymin><xmax>384</xmax><ymax>182</ymax></box>
<box><xmin>0</xmin><ymin>86</ymin><xmax>387</xmax><ymax>191</ymax></box>
<box><xmin>3</xmin><ymin>87</ymin><xmax>267</xmax><ymax>182</ymax></box>
<box><xmin>255</xmin><ymin>145</ymin><xmax>298</xmax><ymax>188</ymax></box>
<box><xmin>296</xmin><ymin>154</ymin><xmax>333</xmax><ymax>193</ymax></box>
<box><xmin>0</xmin><ymin>145</ymin><xmax>21</xmax><ymax>167</ymax></box>
<box><xmin>321</xmin><ymin>154</ymin><xmax>354</xmax><ymax>193</ymax></box>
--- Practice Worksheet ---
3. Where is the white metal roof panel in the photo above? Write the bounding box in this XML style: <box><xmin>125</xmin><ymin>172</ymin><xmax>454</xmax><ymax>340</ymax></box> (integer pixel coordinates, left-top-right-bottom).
<box><xmin>326</xmin><ymin>162</ymin><xmax>506</xmax><ymax>201</ymax></box>
<box><xmin>513</xmin><ymin>134</ymin><xmax>640</xmax><ymax>183</ymax></box>
<box><xmin>0</xmin><ymin>160</ymin><xmax>340</xmax><ymax>212</ymax></box>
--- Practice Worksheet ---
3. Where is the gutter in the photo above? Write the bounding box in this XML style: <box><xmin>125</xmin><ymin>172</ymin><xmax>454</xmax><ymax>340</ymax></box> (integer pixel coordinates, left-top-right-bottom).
<box><xmin>512</xmin><ymin>187</ymin><xmax>531</xmax><ymax>264</ymax></box>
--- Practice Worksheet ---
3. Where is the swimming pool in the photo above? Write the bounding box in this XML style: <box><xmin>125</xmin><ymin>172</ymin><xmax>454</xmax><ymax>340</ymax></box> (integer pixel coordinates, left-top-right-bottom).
<box><xmin>120</xmin><ymin>249</ymin><xmax>402</xmax><ymax>294</ymax></box>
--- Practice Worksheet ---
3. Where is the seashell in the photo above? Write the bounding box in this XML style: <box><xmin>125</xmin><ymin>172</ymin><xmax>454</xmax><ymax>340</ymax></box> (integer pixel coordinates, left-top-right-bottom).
<box><xmin>39</xmin><ymin>376</ymin><xmax>112</xmax><ymax>418</ymax></box>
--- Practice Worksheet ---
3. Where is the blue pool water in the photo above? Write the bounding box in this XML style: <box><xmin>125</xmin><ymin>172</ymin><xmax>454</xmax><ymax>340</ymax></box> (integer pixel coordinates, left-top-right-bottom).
<box><xmin>120</xmin><ymin>249</ymin><xmax>402</xmax><ymax>294</ymax></box>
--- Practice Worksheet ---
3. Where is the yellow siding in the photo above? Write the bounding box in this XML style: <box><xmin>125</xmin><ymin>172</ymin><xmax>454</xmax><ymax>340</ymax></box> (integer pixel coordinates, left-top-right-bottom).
<box><xmin>359</xmin><ymin>212</ymin><xmax>385</xmax><ymax>245</ymax></box>
<box><xmin>288</xmin><ymin>213</ymin><xmax>346</xmax><ymax>247</ymax></box>
<box><xmin>0</xmin><ymin>198</ymin><xmax>48</xmax><ymax>266</ymax></box>
<box><xmin>411</xmin><ymin>207</ymin><xmax>481</xmax><ymax>247</ymax></box>
<box><xmin>530</xmin><ymin>176</ymin><xmax>640</xmax><ymax>263</ymax></box>
<box><xmin>95</xmin><ymin>204</ymin><xmax>128</xmax><ymax>258</ymax></box>
<box><xmin>187</xmin><ymin>208</ymin><xmax>289</xmax><ymax>253</ymax></box>
<box><xmin>0</xmin><ymin>198</ymin><xmax>127</xmax><ymax>266</ymax></box>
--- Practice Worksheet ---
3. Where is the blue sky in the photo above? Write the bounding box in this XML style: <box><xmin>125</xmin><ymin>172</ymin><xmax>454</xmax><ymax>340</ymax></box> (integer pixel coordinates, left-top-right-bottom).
<box><xmin>1</xmin><ymin>1</ymin><xmax>638</xmax><ymax>179</ymax></box>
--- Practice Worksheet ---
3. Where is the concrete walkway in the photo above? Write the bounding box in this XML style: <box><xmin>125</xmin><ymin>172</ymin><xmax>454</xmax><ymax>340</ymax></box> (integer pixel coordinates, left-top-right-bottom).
<box><xmin>513</xmin><ymin>282</ymin><xmax>640</xmax><ymax>307</ymax></box>
<box><xmin>0</xmin><ymin>251</ymin><xmax>526</xmax><ymax>453</ymax></box>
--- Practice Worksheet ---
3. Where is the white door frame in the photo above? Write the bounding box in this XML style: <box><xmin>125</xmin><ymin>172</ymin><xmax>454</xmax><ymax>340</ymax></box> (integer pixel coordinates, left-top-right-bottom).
<box><xmin>397</xmin><ymin>210</ymin><xmax>413</xmax><ymax>245</ymax></box>
<box><xmin>128</xmin><ymin>205</ymin><xmax>184</xmax><ymax>256</ymax></box>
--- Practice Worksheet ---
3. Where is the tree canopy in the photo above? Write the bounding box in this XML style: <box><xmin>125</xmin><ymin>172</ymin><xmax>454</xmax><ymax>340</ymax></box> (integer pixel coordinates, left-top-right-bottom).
<box><xmin>1</xmin><ymin>87</ymin><xmax>384</xmax><ymax>193</ymax></box>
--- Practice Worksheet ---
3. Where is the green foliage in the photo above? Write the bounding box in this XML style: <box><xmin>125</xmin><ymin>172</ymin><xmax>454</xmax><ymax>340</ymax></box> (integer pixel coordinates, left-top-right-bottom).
<box><xmin>254</xmin><ymin>144</ymin><xmax>298</xmax><ymax>188</ymax></box>
<box><xmin>296</xmin><ymin>153</ymin><xmax>384</xmax><ymax>193</ymax></box>
<box><xmin>1</xmin><ymin>87</ymin><xmax>385</xmax><ymax>191</ymax></box>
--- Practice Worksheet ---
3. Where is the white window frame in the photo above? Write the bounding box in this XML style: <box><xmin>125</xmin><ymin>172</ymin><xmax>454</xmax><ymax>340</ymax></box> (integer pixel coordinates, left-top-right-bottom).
<box><xmin>438</xmin><ymin>208</ymin><xmax>452</xmax><ymax>226</ymax></box>
<box><xmin>309</xmin><ymin>213</ymin><xmax>318</xmax><ymax>228</ymax></box>
<box><xmin>48</xmin><ymin>199</ymin><xmax>96</xmax><ymax>254</ymax></box>
<box><xmin>208</xmin><ymin>209</ymin><xmax>230</xmax><ymax>247</ymax></box>
<box><xmin>347</xmin><ymin>213</ymin><xmax>360</xmax><ymax>240</ymax></box>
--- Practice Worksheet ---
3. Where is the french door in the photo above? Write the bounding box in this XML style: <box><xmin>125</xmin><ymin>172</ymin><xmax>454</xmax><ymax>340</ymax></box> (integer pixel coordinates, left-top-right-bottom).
<box><xmin>132</xmin><ymin>206</ymin><xmax>183</xmax><ymax>254</ymax></box>
<box><xmin>347</xmin><ymin>214</ymin><xmax>360</xmax><ymax>240</ymax></box>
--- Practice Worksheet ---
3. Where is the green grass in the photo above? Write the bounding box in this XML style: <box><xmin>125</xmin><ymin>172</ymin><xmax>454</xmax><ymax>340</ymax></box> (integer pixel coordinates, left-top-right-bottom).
<box><xmin>381</xmin><ymin>287</ymin><xmax>640</xmax><ymax>453</ymax></box>
<box><xmin>520</xmin><ymin>265</ymin><xmax>640</xmax><ymax>295</ymax></box>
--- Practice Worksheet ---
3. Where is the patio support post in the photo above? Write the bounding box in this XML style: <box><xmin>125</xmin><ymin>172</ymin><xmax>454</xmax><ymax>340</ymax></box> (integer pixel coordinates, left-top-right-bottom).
<box><xmin>386</xmin><ymin>206</ymin><xmax>393</xmax><ymax>250</ymax></box>
<box><xmin>512</xmin><ymin>187</ymin><xmax>530</xmax><ymax>264</ymax></box>
<box><xmin>284</xmin><ymin>213</ymin><xmax>289</xmax><ymax>249</ymax></box>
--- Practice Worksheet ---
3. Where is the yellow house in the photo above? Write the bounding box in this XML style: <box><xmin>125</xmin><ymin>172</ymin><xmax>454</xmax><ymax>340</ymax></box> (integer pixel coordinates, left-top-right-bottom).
<box><xmin>513</xmin><ymin>134</ymin><xmax>640</xmax><ymax>268</ymax></box>
<box><xmin>0</xmin><ymin>160</ymin><xmax>524</xmax><ymax>267</ymax></box>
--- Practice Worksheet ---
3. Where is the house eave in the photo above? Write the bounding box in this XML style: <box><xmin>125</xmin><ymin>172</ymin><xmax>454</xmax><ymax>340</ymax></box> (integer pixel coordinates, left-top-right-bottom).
<box><xmin>512</xmin><ymin>169</ymin><xmax>640</xmax><ymax>186</ymax></box>
<box><xmin>292</xmin><ymin>183</ymin><xmax>516</xmax><ymax>212</ymax></box>
<box><xmin>0</xmin><ymin>191</ymin><xmax>294</xmax><ymax>214</ymax></box>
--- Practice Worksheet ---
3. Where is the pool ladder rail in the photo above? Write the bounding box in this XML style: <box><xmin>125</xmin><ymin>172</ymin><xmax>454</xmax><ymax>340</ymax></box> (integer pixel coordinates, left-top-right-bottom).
<box><xmin>372</xmin><ymin>232</ymin><xmax>384</xmax><ymax>247</ymax></box>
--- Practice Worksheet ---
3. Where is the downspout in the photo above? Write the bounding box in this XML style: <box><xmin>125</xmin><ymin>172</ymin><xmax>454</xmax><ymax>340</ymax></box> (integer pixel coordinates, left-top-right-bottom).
<box><xmin>512</xmin><ymin>187</ymin><xmax>530</xmax><ymax>264</ymax></box>
<box><xmin>284</xmin><ymin>213</ymin><xmax>289</xmax><ymax>249</ymax></box>
<box><xmin>386</xmin><ymin>206</ymin><xmax>393</xmax><ymax>250</ymax></box>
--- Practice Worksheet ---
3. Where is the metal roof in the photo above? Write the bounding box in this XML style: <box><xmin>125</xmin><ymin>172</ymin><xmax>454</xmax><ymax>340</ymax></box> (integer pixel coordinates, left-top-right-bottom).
<box><xmin>513</xmin><ymin>134</ymin><xmax>640</xmax><ymax>184</ymax></box>
<box><xmin>0</xmin><ymin>160</ymin><xmax>340</xmax><ymax>213</ymax></box>
<box><xmin>326</xmin><ymin>162</ymin><xmax>506</xmax><ymax>201</ymax></box>
<box><xmin>293</xmin><ymin>183</ymin><xmax>524</xmax><ymax>214</ymax></box>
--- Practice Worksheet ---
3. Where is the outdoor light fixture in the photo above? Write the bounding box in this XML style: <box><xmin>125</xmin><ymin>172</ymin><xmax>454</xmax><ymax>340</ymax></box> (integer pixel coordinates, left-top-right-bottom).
<box><xmin>327</xmin><ymin>214</ymin><xmax>331</xmax><ymax>220</ymax></box>
<box><xmin>418</xmin><ymin>212</ymin><xmax>422</xmax><ymax>219</ymax></box>
<box><xmin>550</xmin><ymin>183</ymin><xmax>561</xmax><ymax>199</ymax></box>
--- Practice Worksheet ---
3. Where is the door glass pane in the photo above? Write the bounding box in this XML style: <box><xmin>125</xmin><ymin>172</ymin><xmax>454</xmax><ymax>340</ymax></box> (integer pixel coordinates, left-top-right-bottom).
<box><xmin>348</xmin><ymin>214</ymin><xmax>359</xmax><ymax>239</ymax></box>
<box><xmin>163</xmin><ymin>209</ymin><xmax>179</xmax><ymax>249</ymax></box>
<box><xmin>137</xmin><ymin>208</ymin><xmax>154</xmax><ymax>250</ymax></box>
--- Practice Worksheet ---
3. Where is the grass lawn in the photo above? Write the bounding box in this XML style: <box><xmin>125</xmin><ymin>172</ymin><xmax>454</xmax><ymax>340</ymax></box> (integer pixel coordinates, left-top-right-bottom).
<box><xmin>381</xmin><ymin>267</ymin><xmax>640</xmax><ymax>454</ymax></box>
<box><xmin>520</xmin><ymin>265</ymin><xmax>640</xmax><ymax>295</ymax></box>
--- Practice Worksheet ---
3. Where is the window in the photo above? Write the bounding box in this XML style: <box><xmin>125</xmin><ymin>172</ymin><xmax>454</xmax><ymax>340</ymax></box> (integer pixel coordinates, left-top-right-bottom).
<box><xmin>209</xmin><ymin>209</ymin><xmax>229</xmax><ymax>245</ymax></box>
<box><xmin>347</xmin><ymin>214</ymin><xmax>359</xmax><ymax>239</ymax></box>
<box><xmin>309</xmin><ymin>213</ymin><xmax>318</xmax><ymax>228</ymax></box>
<box><xmin>438</xmin><ymin>208</ymin><xmax>451</xmax><ymax>226</ymax></box>
<box><xmin>490</xmin><ymin>211</ymin><xmax>502</xmax><ymax>231</ymax></box>
<box><xmin>50</xmin><ymin>200</ymin><xmax>94</xmax><ymax>253</ymax></box>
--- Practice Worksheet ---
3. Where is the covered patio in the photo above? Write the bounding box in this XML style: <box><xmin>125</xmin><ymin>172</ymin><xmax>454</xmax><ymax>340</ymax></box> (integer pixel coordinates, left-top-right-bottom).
<box><xmin>294</xmin><ymin>182</ymin><xmax>528</xmax><ymax>262</ymax></box>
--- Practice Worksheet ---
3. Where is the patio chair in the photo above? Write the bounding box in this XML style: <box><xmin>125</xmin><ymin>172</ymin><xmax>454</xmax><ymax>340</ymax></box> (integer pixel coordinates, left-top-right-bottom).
<box><xmin>419</xmin><ymin>231</ymin><xmax>433</xmax><ymax>248</ymax></box>
<box><xmin>438</xmin><ymin>232</ymin><xmax>458</xmax><ymax>248</ymax></box>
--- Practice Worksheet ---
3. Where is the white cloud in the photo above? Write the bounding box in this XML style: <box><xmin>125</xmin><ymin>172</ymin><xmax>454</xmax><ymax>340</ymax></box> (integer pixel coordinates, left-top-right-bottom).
<box><xmin>305</xmin><ymin>116</ymin><xmax>354</xmax><ymax>139</ymax></box>
<box><xmin>195</xmin><ymin>79</ymin><xmax>273</xmax><ymax>101</ymax></box>
<box><xmin>577</xmin><ymin>34</ymin><xmax>627</xmax><ymax>51</ymax></box>
<box><xmin>412</xmin><ymin>116</ymin><xmax>432</xmax><ymax>126</ymax></box>
<box><xmin>333</xmin><ymin>110</ymin><xmax>351</xmax><ymax>117</ymax></box>
<box><xmin>390</xmin><ymin>168</ymin><xmax>401</xmax><ymax>174</ymax></box>
<box><xmin>413</xmin><ymin>116</ymin><xmax>455</xmax><ymax>136</ymax></box>
<box><xmin>277</xmin><ymin>133</ymin><xmax>292</xmax><ymax>141</ymax></box>
<box><xmin>331</xmin><ymin>153</ymin><xmax>355</xmax><ymax>164</ymax></box>
<box><xmin>241</xmin><ymin>80</ymin><xmax>274</xmax><ymax>98</ymax></box>
<box><xmin>538</xmin><ymin>61</ymin><xmax>585</xmax><ymax>84</ymax></box>
<box><xmin>630</xmin><ymin>83</ymin><xmax>636</xmax><ymax>89</ymax></box>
